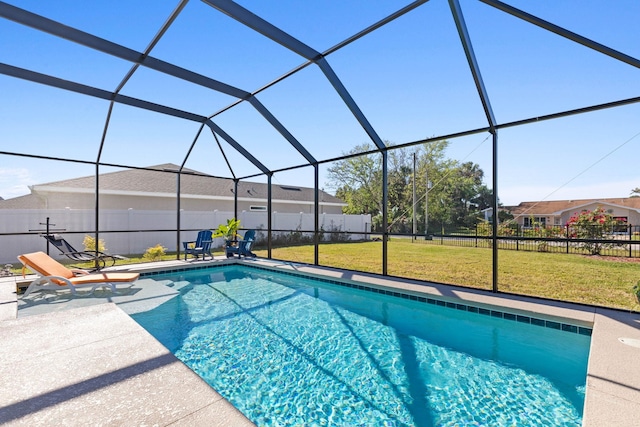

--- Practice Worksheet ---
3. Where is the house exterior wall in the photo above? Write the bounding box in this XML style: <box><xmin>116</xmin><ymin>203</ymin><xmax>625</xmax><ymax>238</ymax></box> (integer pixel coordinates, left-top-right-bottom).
<box><xmin>559</xmin><ymin>204</ymin><xmax>640</xmax><ymax>227</ymax></box>
<box><xmin>33</xmin><ymin>191</ymin><xmax>344</xmax><ymax>214</ymax></box>
<box><xmin>0</xmin><ymin>208</ymin><xmax>370</xmax><ymax>264</ymax></box>
<box><xmin>512</xmin><ymin>203</ymin><xmax>640</xmax><ymax>228</ymax></box>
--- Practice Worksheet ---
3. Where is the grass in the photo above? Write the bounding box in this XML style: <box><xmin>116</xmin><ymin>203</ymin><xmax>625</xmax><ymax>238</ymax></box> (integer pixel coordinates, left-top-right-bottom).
<box><xmin>9</xmin><ymin>240</ymin><xmax>639</xmax><ymax>311</ymax></box>
<box><xmin>254</xmin><ymin>240</ymin><xmax>640</xmax><ymax>311</ymax></box>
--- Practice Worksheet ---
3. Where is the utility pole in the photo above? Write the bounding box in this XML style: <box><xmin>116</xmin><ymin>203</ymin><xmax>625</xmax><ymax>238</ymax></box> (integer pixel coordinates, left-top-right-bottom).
<box><xmin>425</xmin><ymin>168</ymin><xmax>429</xmax><ymax>239</ymax></box>
<box><xmin>412</xmin><ymin>152</ymin><xmax>417</xmax><ymax>240</ymax></box>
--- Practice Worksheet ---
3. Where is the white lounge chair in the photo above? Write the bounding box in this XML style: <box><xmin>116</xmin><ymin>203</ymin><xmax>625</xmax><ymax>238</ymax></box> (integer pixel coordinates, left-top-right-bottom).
<box><xmin>18</xmin><ymin>251</ymin><xmax>139</xmax><ymax>297</ymax></box>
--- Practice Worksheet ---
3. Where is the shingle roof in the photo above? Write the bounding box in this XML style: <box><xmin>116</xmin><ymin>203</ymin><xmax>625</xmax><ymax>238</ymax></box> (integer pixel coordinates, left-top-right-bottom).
<box><xmin>25</xmin><ymin>164</ymin><xmax>345</xmax><ymax>205</ymax></box>
<box><xmin>0</xmin><ymin>194</ymin><xmax>44</xmax><ymax>209</ymax></box>
<box><xmin>505</xmin><ymin>197</ymin><xmax>640</xmax><ymax>216</ymax></box>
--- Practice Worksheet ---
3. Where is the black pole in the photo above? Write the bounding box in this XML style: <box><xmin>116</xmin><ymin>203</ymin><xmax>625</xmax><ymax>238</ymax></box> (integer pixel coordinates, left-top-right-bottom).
<box><xmin>94</xmin><ymin>163</ymin><xmax>100</xmax><ymax>271</ymax></box>
<box><xmin>234</xmin><ymin>179</ymin><xmax>239</xmax><ymax>220</ymax></box>
<box><xmin>314</xmin><ymin>164</ymin><xmax>319</xmax><ymax>265</ymax></box>
<box><xmin>491</xmin><ymin>131</ymin><xmax>498</xmax><ymax>293</ymax></box>
<box><xmin>177</xmin><ymin>172</ymin><xmax>181</xmax><ymax>260</ymax></box>
<box><xmin>382</xmin><ymin>150</ymin><xmax>388</xmax><ymax>275</ymax></box>
<box><xmin>46</xmin><ymin>217</ymin><xmax>50</xmax><ymax>255</ymax></box>
<box><xmin>267</xmin><ymin>174</ymin><xmax>272</xmax><ymax>259</ymax></box>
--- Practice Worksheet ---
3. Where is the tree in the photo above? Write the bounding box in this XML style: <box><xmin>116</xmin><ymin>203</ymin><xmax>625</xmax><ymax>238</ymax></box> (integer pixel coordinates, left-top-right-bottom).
<box><xmin>325</xmin><ymin>139</ymin><xmax>492</xmax><ymax>233</ymax></box>
<box><xmin>497</xmin><ymin>209</ymin><xmax>514</xmax><ymax>224</ymax></box>
<box><xmin>328</xmin><ymin>143</ymin><xmax>382</xmax><ymax>216</ymax></box>
<box><xmin>384</xmin><ymin>150</ymin><xmax>413</xmax><ymax>232</ymax></box>
<box><xmin>327</xmin><ymin>141</ymin><xmax>451</xmax><ymax>232</ymax></box>
<box><xmin>631</xmin><ymin>187</ymin><xmax>640</xmax><ymax>198</ymax></box>
<box><xmin>445</xmin><ymin>162</ymin><xmax>486</xmax><ymax>228</ymax></box>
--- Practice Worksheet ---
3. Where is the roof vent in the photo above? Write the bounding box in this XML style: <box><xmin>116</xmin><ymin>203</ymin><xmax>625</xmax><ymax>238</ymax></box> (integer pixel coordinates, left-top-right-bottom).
<box><xmin>280</xmin><ymin>186</ymin><xmax>301</xmax><ymax>191</ymax></box>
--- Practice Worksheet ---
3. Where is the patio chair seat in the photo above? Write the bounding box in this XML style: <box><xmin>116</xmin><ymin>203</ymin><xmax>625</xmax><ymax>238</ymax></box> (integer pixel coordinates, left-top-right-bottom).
<box><xmin>183</xmin><ymin>230</ymin><xmax>213</xmax><ymax>260</ymax></box>
<box><xmin>227</xmin><ymin>230</ymin><xmax>257</xmax><ymax>258</ymax></box>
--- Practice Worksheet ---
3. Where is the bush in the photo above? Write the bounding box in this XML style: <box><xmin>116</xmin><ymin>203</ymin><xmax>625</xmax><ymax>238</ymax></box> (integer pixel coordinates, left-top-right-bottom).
<box><xmin>566</xmin><ymin>207</ymin><xmax>620</xmax><ymax>255</ymax></box>
<box><xmin>271</xmin><ymin>227</ymin><xmax>314</xmax><ymax>246</ymax></box>
<box><xmin>212</xmin><ymin>218</ymin><xmax>241</xmax><ymax>242</ymax></box>
<box><xmin>143</xmin><ymin>244</ymin><xmax>167</xmax><ymax>261</ymax></box>
<box><xmin>477</xmin><ymin>220</ymin><xmax>518</xmax><ymax>237</ymax></box>
<box><xmin>83</xmin><ymin>235</ymin><xmax>106</xmax><ymax>252</ymax></box>
<box><xmin>324</xmin><ymin>221</ymin><xmax>350</xmax><ymax>242</ymax></box>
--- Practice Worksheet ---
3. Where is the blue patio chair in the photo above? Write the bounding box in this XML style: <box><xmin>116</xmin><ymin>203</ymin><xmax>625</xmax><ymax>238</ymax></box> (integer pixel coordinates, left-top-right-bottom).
<box><xmin>226</xmin><ymin>230</ymin><xmax>257</xmax><ymax>258</ymax></box>
<box><xmin>183</xmin><ymin>230</ymin><xmax>213</xmax><ymax>260</ymax></box>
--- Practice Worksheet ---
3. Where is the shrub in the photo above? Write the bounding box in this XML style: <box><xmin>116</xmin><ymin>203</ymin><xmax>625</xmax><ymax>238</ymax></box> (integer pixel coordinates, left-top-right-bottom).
<box><xmin>271</xmin><ymin>227</ymin><xmax>314</xmax><ymax>246</ymax></box>
<box><xmin>212</xmin><ymin>218</ymin><xmax>241</xmax><ymax>242</ymax></box>
<box><xmin>566</xmin><ymin>207</ymin><xmax>620</xmax><ymax>255</ymax></box>
<box><xmin>325</xmin><ymin>221</ymin><xmax>350</xmax><ymax>242</ymax></box>
<box><xmin>143</xmin><ymin>244</ymin><xmax>167</xmax><ymax>261</ymax></box>
<box><xmin>477</xmin><ymin>220</ymin><xmax>517</xmax><ymax>237</ymax></box>
<box><xmin>83</xmin><ymin>235</ymin><xmax>106</xmax><ymax>252</ymax></box>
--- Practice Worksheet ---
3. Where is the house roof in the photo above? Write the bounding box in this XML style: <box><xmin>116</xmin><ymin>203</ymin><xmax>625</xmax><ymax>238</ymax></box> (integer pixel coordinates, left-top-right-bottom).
<box><xmin>1</xmin><ymin>164</ymin><xmax>345</xmax><ymax>207</ymax></box>
<box><xmin>0</xmin><ymin>194</ymin><xmax>45</xmax><ymax>209</ymax></box>
<box><xmin>505</xmin><ymin>198</ymin><xmax>640</xmax><ymax>216</ymax></box>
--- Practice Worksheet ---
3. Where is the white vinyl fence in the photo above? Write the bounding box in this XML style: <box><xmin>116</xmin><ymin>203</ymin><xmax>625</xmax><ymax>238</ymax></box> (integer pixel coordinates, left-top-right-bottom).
<box><xmin>0</xmin><ymin>209</ymin><xmax>371</xmax><ymax>264</ymax></box>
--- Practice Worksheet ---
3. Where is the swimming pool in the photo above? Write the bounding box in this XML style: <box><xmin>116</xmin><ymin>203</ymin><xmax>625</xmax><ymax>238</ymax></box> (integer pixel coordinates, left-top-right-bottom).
<box><xmin>132</xmin><ymin>265</ymin><xmax>590</xmax><ymax>426</ymax></box>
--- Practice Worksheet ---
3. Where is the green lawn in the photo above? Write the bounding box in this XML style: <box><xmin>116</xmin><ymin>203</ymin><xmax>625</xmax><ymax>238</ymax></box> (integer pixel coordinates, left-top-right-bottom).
<box><xmin>254</xmin><ymin>240</ymin><xmax>640</xmax><ymax>311</ymax></box>
<box><xmin>13</xmin><ymin>240</ymin><xmax>638</xmax><ymax>311</ymax></box>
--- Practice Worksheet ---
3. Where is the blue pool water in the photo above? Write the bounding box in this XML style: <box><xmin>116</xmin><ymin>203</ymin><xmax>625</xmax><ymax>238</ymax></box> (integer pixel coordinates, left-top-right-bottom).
<box><xmin>132</xmin><ymin>265</ymin><xmax>590</xmax><ymax>426</ymax></box>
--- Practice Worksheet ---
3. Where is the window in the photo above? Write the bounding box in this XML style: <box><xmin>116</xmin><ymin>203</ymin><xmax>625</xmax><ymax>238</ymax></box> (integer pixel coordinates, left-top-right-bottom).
<box><xmin>524</xmin><ymin>217</ymin><xmax>546</xmax><ymax>227</ymax></box>
<box><xmin>613</xmin><ymin>216</ymin><xmax>628</xmax><ymax>233</ymax></box>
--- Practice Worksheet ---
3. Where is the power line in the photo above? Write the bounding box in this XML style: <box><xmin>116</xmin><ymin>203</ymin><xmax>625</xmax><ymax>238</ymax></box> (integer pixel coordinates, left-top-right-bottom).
<box><xmin>504</xmin><ymin>129</ymin><xmax>640</xmax><ymax>224</ymax></box>
<box><xmin>387</xmin><ymin>134</ymin><xmax>491</xmax><ymax>231</ymax></box>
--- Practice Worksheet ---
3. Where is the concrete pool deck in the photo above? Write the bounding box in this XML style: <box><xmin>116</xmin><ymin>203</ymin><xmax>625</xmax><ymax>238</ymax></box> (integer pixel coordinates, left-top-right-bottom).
<box><xmin>1</xmin><ymin>257</ymin><xmax>639</xmax><ymax>426</ymax></box>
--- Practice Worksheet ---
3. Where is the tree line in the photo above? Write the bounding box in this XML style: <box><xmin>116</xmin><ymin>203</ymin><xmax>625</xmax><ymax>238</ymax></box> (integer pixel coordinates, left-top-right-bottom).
<box><xmin>325</xmin><ymin>140</ymin><xmax>498</xmax><ymax>234</ymax></box>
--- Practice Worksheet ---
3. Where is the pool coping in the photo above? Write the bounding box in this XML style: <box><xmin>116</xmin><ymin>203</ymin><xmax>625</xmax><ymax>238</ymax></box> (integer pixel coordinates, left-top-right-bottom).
<box><xmin>2</xmin><ymin>257</ymin><xmax>640</xmax><ymax>426</ymax></box>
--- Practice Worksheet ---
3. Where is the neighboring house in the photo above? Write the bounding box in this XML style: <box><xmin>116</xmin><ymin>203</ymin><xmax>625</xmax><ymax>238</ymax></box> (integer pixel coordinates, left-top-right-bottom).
<box><xmin>0</xmin><ymin>163</ymin><xmax>346</xmax><ymax>214</ymax></box>
<box><xmin>504</xmin><ymin>198</ymin><xmax>640</xmax><ymax>228</ymax></box>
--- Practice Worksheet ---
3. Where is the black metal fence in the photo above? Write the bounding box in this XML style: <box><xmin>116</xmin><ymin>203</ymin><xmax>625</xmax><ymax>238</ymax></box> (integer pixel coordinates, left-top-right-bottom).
<box><xmin>423</xmin><ymin>223</ymin><xmax>640</xmax><ymax>258</ymax></box>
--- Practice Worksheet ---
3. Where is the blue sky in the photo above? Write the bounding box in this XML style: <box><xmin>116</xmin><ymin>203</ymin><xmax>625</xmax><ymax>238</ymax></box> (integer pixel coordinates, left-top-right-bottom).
<box><xmin>1</xmin><ymin>0</ymin><xmax>639</xmax><ymax>205</ymax></box>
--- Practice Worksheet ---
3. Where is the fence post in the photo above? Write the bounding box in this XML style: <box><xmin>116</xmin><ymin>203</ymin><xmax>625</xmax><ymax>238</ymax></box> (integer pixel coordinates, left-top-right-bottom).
<box><xmin>566</xmin><ymin>224</ymin><xmax>570</xmax><ymax>254</ymax></box>
<box><xmin>128</xmin><ymin>208</ymin><xmax>134</xmax><ymax>255</ymax></box>
<box><xmin>630</xmin><ymin>224</ymin><xmax>633</xmax><ymax>258</ymax></box>
<box><xmin>475</xmin><ymin>224</ymin><xmax>478</xmax><ymax>248</ymax></box>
